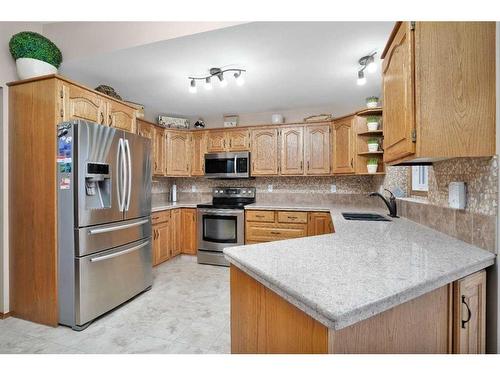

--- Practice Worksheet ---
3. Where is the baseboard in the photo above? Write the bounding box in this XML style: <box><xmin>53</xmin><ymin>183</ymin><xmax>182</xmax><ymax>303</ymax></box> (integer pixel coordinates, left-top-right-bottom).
<box><xmin>0</xmin><ymin>311</ymin><xmax>11</xmax><ymax>320</ymax></box>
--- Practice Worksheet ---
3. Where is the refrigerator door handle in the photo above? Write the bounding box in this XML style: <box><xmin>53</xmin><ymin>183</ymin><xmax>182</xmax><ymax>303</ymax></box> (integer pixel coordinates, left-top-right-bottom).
<box><xmin>117</xmin><ymin>138</ymin><xmax>125</xmax><ymax>211</ymax></box>
<box><xmin>124</xmin><ymin>138</ymin><xmax>132</xmax><ymax>211</ymax></box>
<box><xmin>87</xmin><ymin>219</ymin><xmax>150</xmax><ymax>235</ymax></box>
<box><xmin>89</xmin><ymin>240</ymin><xmax>150</xmax><ymax>263</ymax></box>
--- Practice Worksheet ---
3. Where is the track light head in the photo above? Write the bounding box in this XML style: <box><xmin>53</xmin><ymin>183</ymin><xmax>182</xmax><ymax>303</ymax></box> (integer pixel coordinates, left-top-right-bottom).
<box><xmin>189</xmin><ymin>79</ymin><xmax>197</xmax><ymax>93</ymax></box>
<box><xmin>234</xmin><ymin>71</ymin><xmax>245</xmax><ymax>86</ymax></box>
<box><xmin>357</xmin><ymin>70</ymin><xmax>366</xmax><ymax>86</ymax></box>
<box><xmin>366</xmin><ymin>55</ymin><xmax>376</xmax><ymax>73</ymax></box>
<box><xmin>204</xmin><ymin>77</ymin><xmax>212</xmax><ymax>90</ymax></box>
<box><xmin>218</xmin><ymin>73</ymin><xmax>227</xmax><ymax>88</ymax></box>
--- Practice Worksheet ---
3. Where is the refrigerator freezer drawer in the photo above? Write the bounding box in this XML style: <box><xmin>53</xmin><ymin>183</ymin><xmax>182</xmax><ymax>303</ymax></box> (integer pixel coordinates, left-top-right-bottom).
<box><xmin>76</xmin><ymin>217</ymin><xmax>152</xmax><ymax>257</ymax></box>
<box><xmin>75</xmin><ymin>238</ymin><xmax>152</xmax><ymax>326</ymax></box>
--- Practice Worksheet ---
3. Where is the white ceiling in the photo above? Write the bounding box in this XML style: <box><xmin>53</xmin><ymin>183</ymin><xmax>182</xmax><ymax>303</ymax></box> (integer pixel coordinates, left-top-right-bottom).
<box><xmin>60</xmin><ymin>22</ymin><xmax>394</xmax><ymax>119</ymax></box>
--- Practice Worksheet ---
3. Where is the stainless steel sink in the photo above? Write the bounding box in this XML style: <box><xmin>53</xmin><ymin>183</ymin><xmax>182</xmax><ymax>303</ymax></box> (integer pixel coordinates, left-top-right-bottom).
<box><xmin>341</xmin><ymin>212</ymin><xmax>392</xmax><ymax>222</ymax></box>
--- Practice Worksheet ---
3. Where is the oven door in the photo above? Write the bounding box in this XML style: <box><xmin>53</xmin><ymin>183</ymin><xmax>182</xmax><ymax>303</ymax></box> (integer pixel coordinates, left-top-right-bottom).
<box><xmin>204</xmin><ymin>152</ymin><xmax>250</xmax><ymax>178</ymax></box>
<box><xmin>197</xmin><ymin>208</ymin><xmax>244</xmax><ymax>252</ymax></box>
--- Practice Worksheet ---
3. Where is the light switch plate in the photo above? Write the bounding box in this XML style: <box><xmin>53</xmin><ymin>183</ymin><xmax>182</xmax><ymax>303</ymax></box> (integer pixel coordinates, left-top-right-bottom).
<box><xmin>191</xmin><ymin>185</ymin><xmax>197</xmax><ymax>193</ymax></box>
<box><xmin>267</xmin><ymin>184</ymin><xmax>273</xmax><ymax>192</ymax></box>
<box><xmin>449</xmin><ymin>182</ymin><xmax>466</xmax><ymax>209</ymax></box>
<box><xmin>330</xmin><ymin>184</ymin><xmax>337</xmax><ymax>193</ymax></box>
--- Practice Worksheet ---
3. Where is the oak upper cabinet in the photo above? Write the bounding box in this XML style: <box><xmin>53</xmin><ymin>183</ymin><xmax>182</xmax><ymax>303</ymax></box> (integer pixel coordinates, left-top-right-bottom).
<box><xmin>251</xmin><ymin>127</ymin><xmax>279</xmax><ymax>176</ymax></box>
<box><xmin>106</xmin><ymin>100</ymin><xmax>136</xmax><ymax>133</ymax></box>
<box><xmin>153</xmin><ymin>126</ymin><xmax>166</xmax><ymax>176</ymax></box>
<box><xmin>166</xmin><ymin>130</ymin><xmax>191</xmax><ymax>176</ymax></box>
<box><xmin>382</xmin><ymin>22</ymin><xmax>495</xmax><ymax>164</ymax></box>
<box><xmin>191</xmin><ymin>131</ymin><xmax>207</xmax><ymax>176</ymax></box>
<box><xmin>280</xmin><ymin>126</ymin><xmax>304</xmax><ymax>175</ymax></box>
<box><xmin>307</xmin><ymin>212</ymin><xmax>334</xmax><ymax>236</ymax></box>
<box><xmin>226</xmin><ymin>129</ymin><xmax>250</xmax><ymax>151</ymax></box>
<box><xmin>207</xmin><ymin>130</ymin><xmax>226</xmax><ymax>152</ymax></box>
<box><xmin>304</xmin><ymin>124</ymin><xmax>330</xmax><ymax>175</ymax></box>
<box><xmin>332</xmin><ymin>117</ymin><xmax>355</xmax><ymax>174</ymax></box>
<box><xmin>453</xmin><ymin>271</ymin><xmax>486</xmax><ymax>354</ymax></box>
<box><xmin>181</xmin><ymin>208</ymin><xmax>197</xmax><ymax>255</ymax></box>
<box><xmin>61</xmin><ymin>83</ymin><xmax>106</xmax><ymax>124</ymax></box>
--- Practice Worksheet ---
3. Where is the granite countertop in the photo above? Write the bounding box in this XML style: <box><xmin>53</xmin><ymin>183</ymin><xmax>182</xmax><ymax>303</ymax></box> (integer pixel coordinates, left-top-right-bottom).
<box><xmin>152</xmin><ymin>200</ymin><xmax>207</xmax><ymax>212</ymax></box>
<box><xmin>224</xmin><ymin>203</ymin><xmax>496</xmax><ymax>331</ymax></box>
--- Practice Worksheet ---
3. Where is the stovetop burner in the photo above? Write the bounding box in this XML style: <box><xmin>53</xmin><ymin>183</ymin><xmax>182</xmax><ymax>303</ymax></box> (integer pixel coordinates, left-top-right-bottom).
<box><xmin>197</xmin><ymin>187</ymin><xmax>256</xmax><ymax>209</ymax></box>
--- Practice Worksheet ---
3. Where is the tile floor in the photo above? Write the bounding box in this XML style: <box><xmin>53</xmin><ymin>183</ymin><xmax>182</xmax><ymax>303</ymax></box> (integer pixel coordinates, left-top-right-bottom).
<box><xmin>0</xmin><ymin>256</ymin><xmax>231</xmax><ymax>354</ymax></box>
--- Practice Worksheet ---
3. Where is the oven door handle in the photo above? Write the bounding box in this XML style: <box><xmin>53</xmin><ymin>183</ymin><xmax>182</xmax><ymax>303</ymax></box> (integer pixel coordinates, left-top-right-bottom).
<box><xmin>198</xmin><ymin>209</ymin><xmax>244</xmax><ymax>215</ymax></box>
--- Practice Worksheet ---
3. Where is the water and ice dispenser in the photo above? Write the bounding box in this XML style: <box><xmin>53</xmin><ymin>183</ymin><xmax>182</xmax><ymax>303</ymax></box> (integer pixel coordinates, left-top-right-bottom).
<box><xmin>85</xmin><ymin>162</ymin><xmax>111</xmax><ymax>209</ymax></box>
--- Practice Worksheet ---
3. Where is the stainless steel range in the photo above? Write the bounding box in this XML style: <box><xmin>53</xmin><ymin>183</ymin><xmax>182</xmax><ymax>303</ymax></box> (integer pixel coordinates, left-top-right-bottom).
<box><xmin>197</xmin><ymin>187</ymin><xmax>256</xmax><ymax>266</ymax></box>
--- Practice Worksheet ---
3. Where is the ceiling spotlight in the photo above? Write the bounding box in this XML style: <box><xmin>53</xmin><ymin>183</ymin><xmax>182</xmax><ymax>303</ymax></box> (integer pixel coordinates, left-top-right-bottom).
<box><xmin>357</xmin><ymin>70</ymin><xmax>366</xmax><ymax>86</ymax></box>
<box><xmin>204</xmin><ymin>77</ymin><xmax>212</xmax><ymax>90</ymax></box>
<box><xmin>234</xmin><ymin>71</ymin><xmax>245</xmax><ymax>86</ymax></box>
<box><xmin>189</xmin><ymin>79</ymin><xmax>197</xmax><ymax>93</ymax></box>
<box><xmin>218</xmin><ymin>73</ymin><xmax>227</xmax><ymax>88</ymax></box>
<box><xmin>366</xmin><ymin>55</ymin><xmax>377</xmax><ymax>73</ymax></box>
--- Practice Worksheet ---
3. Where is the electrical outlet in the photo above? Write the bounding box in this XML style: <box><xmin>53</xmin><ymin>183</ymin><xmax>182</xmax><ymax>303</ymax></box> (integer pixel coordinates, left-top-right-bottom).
<box><xmin>267</xmin><ymin>184</ymin><xmax>273</xmax><ymax>192</ymax></box>
<box><xmin>330</xmin><ymin>184</ymin><xmax>337</xmax><ymax>193</ymax></box>
<box><xmin>191</xmin><ymin>185</ymin><xmax>197</xmax><ymax>193</ymax></box>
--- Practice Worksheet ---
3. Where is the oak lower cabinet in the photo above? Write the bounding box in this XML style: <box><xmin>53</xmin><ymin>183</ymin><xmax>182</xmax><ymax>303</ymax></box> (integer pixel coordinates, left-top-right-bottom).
<box><xmin>171</xmin><ymin>209</ymin><xmax>182</xmax><ymax>257</ymax></box>
<box><xmin>152</xmin><ymin>211</ymin><xmax>173</xmax><ymax>266</ymax></box>
<box><xmin>304</xmin><ymin>124</ymin><xmax>331</xmax><ymax>175</ymax></box>
<box><xmin>251</xmin><ymin>128</ymin><xmax>279</xmax><ymax>176</ymax></box>
<box><xmin>181</xmin><ymin>208</ymin><xmax>198</xmax><ymax>255</ymax></box>
<box><xmin>166</xmin><ymin>130</ymin><xmax>191</xmax><ymax>176</ymax></box>
<box><xmin>245</xmin><ymin>210</ymin><xmax>334</xmax><ymax>244</ymax></box>
<box><xmin>191</xmin><ymin>131</ymin><xmax>207</xmax><ymax>176</ymax></box>
<box><xmin>332</xmin><ymin>116</ymin><xmax>355</xmax><ymax>174</ymax></box>
<box><xmin>382</xmin><ymin>22</ymin><xmax>496</xmax><ymax>164</ymax></box>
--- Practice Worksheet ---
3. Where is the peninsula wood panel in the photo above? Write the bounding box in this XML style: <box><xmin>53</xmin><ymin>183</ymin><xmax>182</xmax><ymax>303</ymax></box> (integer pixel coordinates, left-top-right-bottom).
<box><xmin>329</xmin><ymin>285</ymin><xmax>451</xmax><ymax>353</ymax></box>
<box><xmin>382</xmin><ymin>21</ymin><xmax>416</xmax><ymax>163</ymax></box>
<box><xmin>191</xmin><ymin>131</ymin><xmax>207</xmax><ymax>176</ymax></box>
<box><xmin>332</xmin><ymin>117</ymin><xmax>355</xmax><ymax>174</ymax></box>
<box><xmin>304</xmin><ymin>124</ymin><xmax>330</xmax><ymax>175</ymax></box>
<box><xmin>307</xmin><ymin>212</ymin><xmax>334</xmax><ymax>236</ymax></box>
<box><xmin>280</xmin><ymin>126</ymin><xmax>304</xmax><ymax>175</ymax></box>
<box><xmin>9</xmin><ymin>79</ymin><xmax>59</xmax><ymax>326</ymax></box>
<box><xmin>414</xmin><ymin>22</ymin><xmax>495</xmax><ymax>159</ymax></box>
<box><xmin>230</xmin><ymin>266</ymin><xmax>328</xmax><ymax>354</ymax></box>
<box><xmin>181</xmin><ymin>208</ymin><xmax>198</xmax><ymax>255</ymax></box>
<box><xmin>227</xmin><ymin>129</ymin><xmax>250</xmax><ymax>151</ymax></box>
<box><xmin>166</xmin><ymin>130</ymin><xmax>190</xmax><ymax>176</ymax></box>
<box><xmin>453</xmin><ymin>271</ymin><xmax>486</xmax><ymax>354</ymax></box>
<box><xmin>251</xmin><ymin>128</ymin><xmax>279</xmax><ymax>175</ymax></box>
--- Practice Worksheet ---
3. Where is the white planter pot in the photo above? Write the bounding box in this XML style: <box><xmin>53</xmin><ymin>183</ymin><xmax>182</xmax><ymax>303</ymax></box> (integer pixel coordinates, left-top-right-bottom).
<box><xmin>367</xmin><ymin>143</ymin><xmax>379</xmax><ymax>152</ymax></box>
<box><xmin>367</xmin><ymin>164</ymin><xmax>378</xmax><ymax>174</ymax></box>
<box><xmin>367</xmin><ymin>122</ymin><xmax>379</xmax><ymax>131</ymax></box>
<box><xmin>16</xmin><ymin>58</ymin><xmax>57</xmax><ymax>80</ymax></box>
<box><xmin>366</xmin><ymin>101</ymin><xmax>379</xmax><ymax>108</ymax></box>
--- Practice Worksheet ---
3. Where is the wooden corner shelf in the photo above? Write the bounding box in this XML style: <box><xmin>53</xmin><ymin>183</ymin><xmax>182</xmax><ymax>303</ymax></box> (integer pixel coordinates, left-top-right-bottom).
<box><xmin>356</xmin><ymin>107</ymin><xmax>383</xmax><ymax>117</ymax></box>
<box><xmin>356</xmin><ymin>172</ymin><xmax>386</xmax><ymax>175</ymax></box>
<box><xmin>358</xmin><ymin>151</ymin><xmax>384</xmax><ymax>156</ymax></box>
<box><xmin>357</xmin><ymin>130</ymin><xmax>383</xmax><ymax>136</ymax></box>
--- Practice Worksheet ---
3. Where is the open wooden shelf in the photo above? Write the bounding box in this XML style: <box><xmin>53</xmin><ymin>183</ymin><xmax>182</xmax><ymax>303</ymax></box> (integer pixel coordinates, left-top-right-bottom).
<box><xmin>358</xmin><ymin>130</ymin><xmax>383</xmax><ymax>136</ymax></box>
<box><xmin>358</xmin><ymin>151</ymin><xmax>384</xmax><ymax>156</ymax></box>
<box><xmin>356</xmin><ymin>172</ymin><xmax>386</xmax><ymax>175</ymax></box>
<box><xmin>356</xmin><ymin>107</ymin><xmax>383</xmax><ymax>117</ymax></box>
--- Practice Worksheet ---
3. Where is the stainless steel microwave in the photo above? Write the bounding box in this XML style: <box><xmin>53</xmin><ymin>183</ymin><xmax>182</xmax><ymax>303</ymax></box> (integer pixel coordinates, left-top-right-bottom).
<box><xmin>204</xmin><ymin>152</ymin><xmax>251</xmax><ymax>179</ymax></box>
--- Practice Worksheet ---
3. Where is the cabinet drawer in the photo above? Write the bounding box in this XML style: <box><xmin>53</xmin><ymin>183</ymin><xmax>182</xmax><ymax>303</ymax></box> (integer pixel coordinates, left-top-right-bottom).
<box><xmin>245</xmin><ymin>222</ymin><xmax>307</xmax><ymax>242</ymax></box>
<box><xmin>246</xmin><ymin>210</ymin><xmax>275</xmax><ymax>223</ymax></box>
<box><xmin>151</xmin><ymin>210</ymin><xmax>171</xmax><ymax>224</ymax></box>
<box><xmin>277</xmin><ymin>211</ymin><xmax>308</xmax><ymax>224</ymax></box>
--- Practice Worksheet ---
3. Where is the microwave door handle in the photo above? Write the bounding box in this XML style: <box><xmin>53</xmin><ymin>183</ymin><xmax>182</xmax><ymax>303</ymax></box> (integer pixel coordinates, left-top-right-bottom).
<box><xmin>124</xmin><ymin>139</ymin><xmax>132</xmax><ymax>211</ymax></box>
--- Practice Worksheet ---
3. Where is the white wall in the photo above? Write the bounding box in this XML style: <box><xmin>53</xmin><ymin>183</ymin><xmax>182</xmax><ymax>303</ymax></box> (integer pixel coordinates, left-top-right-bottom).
<box><xmin>42</xmin><ymin>22</ymin><xmax>244</xmax><ymax>62</ymax></box>
<box><xmin>0</xmin><ymin>22</ymin><xmax>44</xmax><ymax>313</ymax></box>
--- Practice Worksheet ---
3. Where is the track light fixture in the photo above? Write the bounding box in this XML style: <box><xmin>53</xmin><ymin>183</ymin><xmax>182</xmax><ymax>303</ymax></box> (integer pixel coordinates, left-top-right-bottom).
<box><xmin>188</xmin><ymin>67</ymin><xmax>246</xmax><ymax>93</ymax></box>
<box><xmin>357</xmin><ymin>52</ymin><xmax>377</xmax><ymax>85</ymax></box>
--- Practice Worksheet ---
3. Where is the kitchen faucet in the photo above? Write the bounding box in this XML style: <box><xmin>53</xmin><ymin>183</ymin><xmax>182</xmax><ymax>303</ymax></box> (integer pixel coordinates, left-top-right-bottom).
<box><xmin>369</xmin><ymin>189</ymin><xmax>398</xmax><ymax>218</ymax></box>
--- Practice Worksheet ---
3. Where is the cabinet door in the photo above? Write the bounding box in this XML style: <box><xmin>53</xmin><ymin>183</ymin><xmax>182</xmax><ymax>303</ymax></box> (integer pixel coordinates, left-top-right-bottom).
<box><xmin>280</xmin><ymin>127</ymin><xmax>304</xmax><ymax>175</ymax></box>
<box><xmin>382</xmin><ymin>22</ymin><xmax>416</xmax><ymax>163</ymax></box>
<box><xmin>181</xmin><ymin>208</ymin><xmax>198</xmax><ymax>255</ymax></box>
<box><xmin>207</xmin><ymin>130</ymin><xmax>226</xmax><ymax>152</ymax></box>
<box><xmin>106</xmin><ymin>100</ymin><xmax>136</xmax><ymax>133</ymax></box>
<box><xmin>191</xmin><ymin>131</ymin><xmax>207</xmax><ymax>176</ymax></box>
<box><xmin>153</xmin><ymin>127</ymin><xmax>166</xmax><ymax>176</ymax></box>
<box><xmin>62</xmin><ymin>83</ymin><xmax>105</xmax><ymax>124</ymax></box>
<box><xmin>307</xmin><ymin>212</ymin><xmax>334</xmax><ymax>236</ymax></box>
<box><xmin>227</xmin><ymin>129</ymin><xmax>250</xmax><ymax>151</ymax></box>
<box><xmin>332</xmin><ymin>118</ymin><xmax>355</xmax><ymax>174</ymax></box>
<box><xmin>171</xmin><ymin>209</ymin><xmax>182</xmax><ymax>257</ymax></box>
<box><xmin>251</xmin><ymin>128</ymin><xmax>279</xmax><ymax>176</ymax></box>
<box><xmin>153</xmin><ymin>221</ymin><xmax>171</xmax><ymax>266</ymax></box>
<box><xmin>453</xmin><ymin>270</ymin><xmax>486</xmax><ymax>354</ymax></box>
<box><xmin>166</xmin><ymin>131</ymin><xmax>190</xmax><ymax>176</ymax></box>
<box><xmin>304</xmin><ymin>124</ymin><xmax>331</xmax><ymax>175</ymax></box>
<box><xmin>137</xmin><ymin>120</ymin><xmax>154</xmax><ymax>140</ymax></box>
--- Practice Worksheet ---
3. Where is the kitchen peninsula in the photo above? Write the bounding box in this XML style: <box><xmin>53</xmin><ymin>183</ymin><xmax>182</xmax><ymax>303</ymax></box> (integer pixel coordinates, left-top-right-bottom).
<box><xmin>224</xmin><ymin>204</ymin><xmax>495</xmax><ymax>354</ymax></box>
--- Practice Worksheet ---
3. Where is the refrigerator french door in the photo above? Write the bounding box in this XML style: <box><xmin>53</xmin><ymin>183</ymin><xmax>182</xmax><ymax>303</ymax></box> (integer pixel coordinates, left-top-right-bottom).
<box><xmin>57</xmin><ymin>119</ymin><xmax>152</xmax><ymax>330</ymax></box>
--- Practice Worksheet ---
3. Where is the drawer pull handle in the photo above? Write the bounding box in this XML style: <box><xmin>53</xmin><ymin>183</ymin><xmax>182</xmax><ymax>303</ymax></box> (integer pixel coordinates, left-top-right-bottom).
<box><xmin>461</xmin><ymin>296</ymin><xmax>472</xmax><ymax>328</ymax></box>
<box><xmin>288</xmin><ymin>216</ymin><xmax>298</xmax><ymax>219</ymax></box>
<box><xmin>90</xmin><ymin>240</ymin><xmax>150</xmax><ymax>262</ymax></box>
<box><xmin>88</xmin><ymin>219</ymin><xmax>149</xmax><ymax>234</ymax></box>
<box><xmin>255</xmin><ymin>215</ymin><xmax>265</xmax><ymax>218</ymax></box>
<box><xmin>270</xmin><ymin>231</ymin><xmax>281</xmax><ymax>235</ymax></box>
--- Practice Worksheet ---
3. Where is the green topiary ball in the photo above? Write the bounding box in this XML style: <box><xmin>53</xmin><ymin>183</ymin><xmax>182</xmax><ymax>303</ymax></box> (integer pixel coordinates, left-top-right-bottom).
<box><xmin>9</xmin><ymin>31</ymin><xmax>62</xmax><ymax>68</ymax></box>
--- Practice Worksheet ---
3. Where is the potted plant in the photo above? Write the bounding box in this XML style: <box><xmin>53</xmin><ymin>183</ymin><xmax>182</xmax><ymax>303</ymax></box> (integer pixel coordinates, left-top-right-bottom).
<box><xmin>366</xmin><ymin>115</ymin><xmax>380</xmax><ymax>131</ymax></box>
<box><xmin>9</xmin><ymin>31</ymin><xmax>62</xmax><ymax>80</ymax></box>
<box><xmin>367</xmin><ymin>138</ymin><xmax>379</xmax><ymax>152</ymax></box>
<box><xmin>367</xmin><ymin>158</ymin><xmax>379</xmax><ymax>174</ymax></box>
<box><xmin>366</xmin><ymin>96</ymin><xmax>379</xmax><ymax>108</ymax></box>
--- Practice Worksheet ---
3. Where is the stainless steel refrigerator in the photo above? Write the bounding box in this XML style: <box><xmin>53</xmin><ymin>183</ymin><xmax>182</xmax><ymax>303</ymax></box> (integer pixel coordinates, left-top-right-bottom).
<box><xmin>57</xmin><ymin>119</ymin><xmax>152</xmax><ymax>330</ymax></box>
